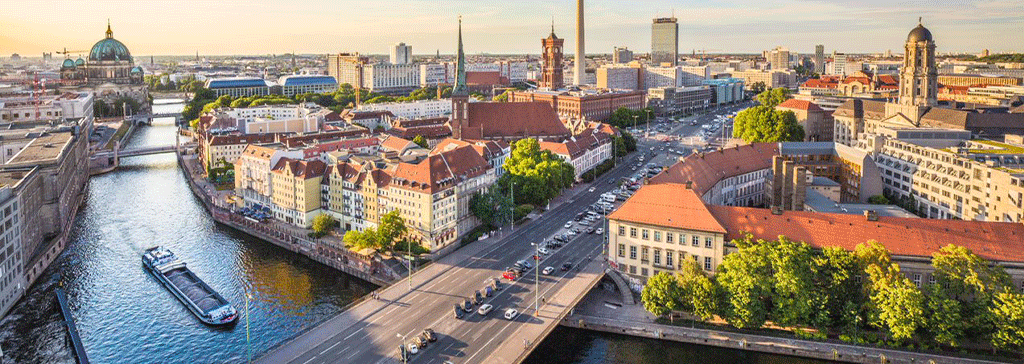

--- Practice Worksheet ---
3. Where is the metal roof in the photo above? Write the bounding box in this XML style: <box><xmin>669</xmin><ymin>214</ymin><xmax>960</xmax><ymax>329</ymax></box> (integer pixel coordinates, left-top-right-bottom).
<box><xmin>279</xmin><ymin>75</ymin><xmax>338</xmax><ymax>87</ymax></box>
<box><xmin>205</xmin><ymin>77</ymin><xmax>269</xmax><ymax>89</ymax></box>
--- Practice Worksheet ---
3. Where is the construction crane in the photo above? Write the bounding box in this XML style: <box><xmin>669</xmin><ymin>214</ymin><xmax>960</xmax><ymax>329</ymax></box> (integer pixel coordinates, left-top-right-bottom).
<box><xmin>56</xmin><ymin>48</ymin><xmax>87</xmax><ymax>58</ymax></box>
<box><xmin>694</xmin><ymin>49</ymin><xmax>722</xmax><ymax>62</ymax></box>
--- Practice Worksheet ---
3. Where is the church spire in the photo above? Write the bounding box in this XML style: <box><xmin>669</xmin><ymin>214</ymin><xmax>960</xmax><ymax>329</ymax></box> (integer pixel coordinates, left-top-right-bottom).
<box><xmin>453</xmin><ymin>16</ymin><xmax>468</xmax><ymax>96</ymax></box>
<box><xmin>106</xmin><ymin>19</ymin><xmax>113</xmax><ymax>39</ymax></box>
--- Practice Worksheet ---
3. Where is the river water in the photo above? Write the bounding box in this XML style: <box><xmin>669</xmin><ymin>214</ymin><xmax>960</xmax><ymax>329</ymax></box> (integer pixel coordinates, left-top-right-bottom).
<box><xmin>0</xmin><ymin>101</ymin><xmax>376</xmax><ymax>364</ymax></box>
<box><xmin>0</xmin><ymin>100</ymin><xmax>829</xmax><ymax>364</ymax></box>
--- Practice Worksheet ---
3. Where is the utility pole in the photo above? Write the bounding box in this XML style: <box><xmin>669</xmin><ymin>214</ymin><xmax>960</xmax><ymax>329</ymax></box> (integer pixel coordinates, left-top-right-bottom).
<box><xmin>510</xmin><ymin>182</ymin><xmax>516</xmax><ymax>230</ymax></box>
<box><xmin>407</xmin><ymin>238</ymin><xmax>412</xmax><ymax>291</ymax></box>
<box><xmin>533</xmin><ymin>242</ymin><xmax>540</xmax><ymax>312</ymax></box>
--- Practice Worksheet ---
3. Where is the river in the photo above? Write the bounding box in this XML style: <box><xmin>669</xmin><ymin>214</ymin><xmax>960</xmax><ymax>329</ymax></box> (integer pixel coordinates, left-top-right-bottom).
<box><xmin>0</xmin><ymin>100</ymin><xmax>829</xmax><ymax>364</ymax></box>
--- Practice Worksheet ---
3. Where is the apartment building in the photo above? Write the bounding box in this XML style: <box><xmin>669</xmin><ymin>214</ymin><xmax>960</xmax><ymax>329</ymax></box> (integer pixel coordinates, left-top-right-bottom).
<box><xmin>937</xmin><ymin>74</ymin><xmax>1021</xmax><ymax>88</ymax></box>
<box><xmin>356</xmin><ymin>99</ymin><xmax>458</xmax><ymax>120</ymax></box>
<box><xmin>508</xmin><ymin>89</ymin><xmax>645</xmax><ymax>122</ymax></box>
<box><xmin>647</xmin><ymin>86</ymin><xmax>713</xmax><ymax>116</ymax></box>
<box><xmin>596</xmin><ymin>65</ymin><xmax>642</xmax><ymax>90</ymax></box>
<box><xmin>776</xmin><ymin>99</ymin><xmax>834</xmax><ymax>141</ymax></box>
<box><xmin>0</xmin><ymin>185</ymin><xmax>24</xmax><ymax>317</ymax></box>
<box><xmin>203</xmin><ymin>103</ymin><xmax>329</xmax><ymax>135</ymax></box>
<box><xmin>730</xmin><ymin>69</ymin><xmax>798</xmax><ymax>90</ymax></box>
<box><xmin>538</xmin><ymin>128</ymin><xmax>614</xmax><ymax>181</ymax></box>
<box><xmin>651</xmin><ymin>143</ymin><xmax>778</xmax><ymax>207</ymax></box>
<box><xmin>234</xmin><ymin>144</ymin><xmax>305</xmax><ymax>210</ymax></box>
<box><xmin>270</xmin><ymin>159</ymin><xmax>327</xmax><ymax>227</ymax></box>
<box><xmin>200</xmin><ymin>134</ymin><xmax>278</xmax><ymax>173</ymax></box>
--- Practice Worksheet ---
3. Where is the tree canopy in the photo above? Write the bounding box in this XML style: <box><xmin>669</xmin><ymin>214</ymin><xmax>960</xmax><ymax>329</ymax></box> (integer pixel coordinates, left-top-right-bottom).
<box><xmin>342</xmin><ymin>210</ymin><xmax>408</xmax><ymax>253</ymax></box>
<box><xmin>732</xmin><ymin>89</ymin><xmax>805</xmax><ymax>143</ymax></box>
<box><xmin>498</xmin><ymin>138</ymin><xmax>575</xmax><ymax>206</ymax></box>
<box><xmin>412</xmin><ymin>135</ymin><xmax>429</xmax><ymax>149</ymax></box>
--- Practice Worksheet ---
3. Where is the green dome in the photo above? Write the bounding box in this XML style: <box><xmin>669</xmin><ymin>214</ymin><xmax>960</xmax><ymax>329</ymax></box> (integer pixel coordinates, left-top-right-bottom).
<box><xmin>75</xmin><ymin>58</ymin><xmax>85</xmax><ymax>66</ymax></box>
<box><xmin>130</xmin><ymin>66</ymin><xmax>142</xmax><ymax>74</ymax></box>
<box><xmin>62</xmin><ymin>59</ymin><xmax>76</xmax><ymax>68</ymax></box>
<box><xmin>90</xmin><ymin>37</ymin><xmax>132</xmax><ymax>62</ymax></box>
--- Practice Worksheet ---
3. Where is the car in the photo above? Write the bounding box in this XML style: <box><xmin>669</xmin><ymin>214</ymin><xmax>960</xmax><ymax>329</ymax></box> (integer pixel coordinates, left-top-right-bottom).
<box><xmin>532</xmin><ymin>254</ymin><xmax>543</xmax><ymax>261</ymax></box>
<box><xmin>587</xmin><ymin>227</ymin><xmax>595</xmax><ymax>234</ymax></box>
<box><xmin>422</xmin><ymin>329</ymin><xmax>437</xmax><ymax>342</ymax></box>
<box><xmin>631</xmin><ymin>167</ymin><xmax>637</xmax><ymax>171</ymax></box>
<box><xmin>519</xmin><ymin>259</ymin><xmax>533</xmax><ymax>269</ymax></box>
<box><xmin>564</xmin><ymin>221</ymin><xmax>573</xmax><ymax>228</ymax></box>
<box><xmin>538</xmin><ymin>247</ymin><xmax>550</xmax><ymax>255</ymax></box>
<box><xmin>504</xmin><ymin>308</ymin><xmax>519</xmax><ymax>320</ymax></box>
<box><xmin>407</xmin><ymin>343</ymin><xmax>419</xmax><ymax>355</ymax></box>
<box><xmin>607</xmin><ymin>179</ymin><xmax>615</xmax><ymax>184</ymax></box>
<box><xmin>454</xmin><ymin>304</ymin><xmax>465</xmax><ymax>318</ymax></box>
<box><xmin>502</xmin><ymin>271</ymin><xmax>517</xmax><ymax>280</ymax></box>
<box><xmin>463</xmin><ymin>299</ymin><xmax>473</xmax><ymax>311</ymax></box>
<box><xmin>413</xmin><ymin>336</ymin><xmax>428</xmax><ymax>349</ymax></box>
<box><xmin>477</xmin><ymin>303</ymin><xmax>494</xmax><ymax>315</ymax></box>
<box><xmin>543</xmin><ymin>266</ymin><xmax>555</xmax><ymax>275</ymax></box>
<box><xmin>596</xmin><ymin>228</ymin><xmax>604</xmax><ymax>235</ymax></box>
<box><xmin>566</xmin><ymin>230</ymin><xmax>577</xmax><ymax>236</ymax></box>
<box><xmin>588</xmin><ymin>187</ymin><xmax>596</xmax><ymax>192</ymax></box>
<box><xmin>484</xmin><ymin>285</ymin><xmax>494</xmax><ymax>297</ymax></box>
<box><xmin>561</xmin><ymin>263</ymin><xmax>573</xmax><ymax>271</ymax></box>
<box><xmin>474</xmin><ymin>291</ymin><xmax>484</xmax><ymax>304</ymax></box>
<box><xmin>492</xmin><ymin>277</ymin><xmax>503</xmax><ymax>290</ymax></box>
<box><xmin>571</xmin><ymin>228</ymin><xmax>581</xmax><ymax>234</ymax></box>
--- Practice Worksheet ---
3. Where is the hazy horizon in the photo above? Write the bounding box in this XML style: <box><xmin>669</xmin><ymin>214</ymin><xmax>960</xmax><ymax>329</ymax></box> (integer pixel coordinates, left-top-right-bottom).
<box><xmin>2</xmin><ymin>0</ymin><xmax>1022</xmax><ymax>57</ymax></box>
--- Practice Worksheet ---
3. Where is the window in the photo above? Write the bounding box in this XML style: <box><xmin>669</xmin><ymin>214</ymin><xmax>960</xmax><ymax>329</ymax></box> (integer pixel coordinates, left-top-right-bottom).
<box><xmin>653</xmin><ymin>250</ymin><xmax>661</xmax><ymax>265</ymax></box>
<box><xmin>693</xmin><ymin>254</ymin><xmax>699</xmax><ymax>263</ymax></box>
<box><xmin>630</xmin><ymin>227</ymin><xmax>637</xmax><ymax>238</ymax></box>
<box><xmin>641</xmin><ymin>268</ymin><xmax>648</xmax><ymax>277</ymax></box>
<box><xmin>618</xmin><ymin>226</ymin><xmax>626</xmax><ymax>236</ymax></box>
<box><xmin>692</xmin><ymin>235</ymin><xmax>699</xmax><ymax>247</ymax></box>
<box><xmin>913</xmin><ymin>274</ymin><xmax>921</xmax><ymax>287</ymax></box>
<box><xmin>704</xmin><ymin>257</ymin><xmax>712</xmax><ymax>271</ymax></box>
<box><xmin>629</xmin><ymin>265</ymin><xmax>636</xmax><ymax>274</ymax></box>
<box><xmin>618</xmin><ymin>244</ymin><xmax>625</xmax><ymax>258</ymax></box>
<box><xmin>642</xmin><ymin>229</ymin><xmax>649</xmax><ymax>240</ymax></box>
<box><xmin>641</xmin><ymin>247</ymin><xmax>649</xmax><ymax>262</ymax></box>
<box><xmin>1020</xmin><ymin>280</ymin><xmax>1024</xmax><ymax>293</ymax></box>
<box><xmin>666</xmin><ymin>233</ymin><xmax>674</xmax><ymax>243</ymax></box>
<box><xmin>629</xmin><ymin>246</ymin><xmax>637</xmax><ymax>260</ymax></box>
<box><xmin>666</xmin><ymin>251</ymin><xmax>673</xmax><ymax>267</ymax></box>
<box><xmin>705</xmin><ymin>237</ymin><xmax>713</xmax><ymax>248</ymax></box>
<box><xmin>654</xmin><ymin>231</ymin><xmax>661</xmax><ymax>242</ymax></box>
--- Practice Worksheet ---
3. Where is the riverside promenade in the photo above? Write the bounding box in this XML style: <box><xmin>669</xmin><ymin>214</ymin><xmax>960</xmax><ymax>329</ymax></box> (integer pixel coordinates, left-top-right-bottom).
<box><xmin>564</xmin><ymin>286</ymin><xmax>1011</xmax><ymax>364</ymax></box>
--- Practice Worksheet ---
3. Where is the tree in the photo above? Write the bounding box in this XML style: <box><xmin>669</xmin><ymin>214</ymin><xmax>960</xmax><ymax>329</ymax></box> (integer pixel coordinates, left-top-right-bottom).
<box><xmin>756</xmin><ymin>88</ymin><xmax>790</xmax><ymax>108</ymax></box>
<box><xmin>750</xmin><ymin>81</ymin><xmax>767</xmax><ymax>94</ymax></box>
<box><xmin>924</xmin><ymin>284</ymin><xmax>966</xmax><ymax>347</ymax></box>
<box><xmin>732</xmin><ymin>105</ymin><xmax>805</xmax><ymax>143</ymax></box>
<box><xmin>500</xmin><ymin>138</ymin><xmax>575</xmax><ymax>206</ymax></box>
<box><xmin>768</xmin><ymin>237</ymin><xmax>818</xmax><ymax>327</ymax></box>
<box><xmin>469</xmin><ymin>189</ymin><xmax>513</xmax><ymax>227</ymax></box>
<box><xmin>676</xmin><ymin>260</ymin><xmax>718</xmax><ymax>320</ymax></box>
<box><xmin>412</xmin><ymin>135</ymin><xmax>429</xmax><ymax>149</ymax></box>
<box><xmin>867</xmin><ymin>195</ymin><xmax>890</xmax><ymax>205</ymax></box>
<box><xmin>311</xmin><ymin>214</ymin><xmax>335</xmax><ymax>236</ymax></box>
<box><xmin>642</xmin><ymin>272</ymin><xmax>681</xmax><ymax>317</ymax></box>
<box><xmin>716</xmin><ymin>237</ymin><xmax>774</xmax><ymax>329</ymax></box>
<box><xmin>811</xmin><ymin>247</ymin><xmax>863</xmax><ymax>331</ymax></box>
<box><xmin>858</xmin><ymin>241</ymin><xmax>925</xmax><ymax>342</ymax></box>
<box><xmin>377</xmin><ymin>210</ymin><xmax>408</xmax><ymax>252</ymax></box>
<box><xmin>931</xmin><ymin>244</ymin><xmax>1011</xmax><ymax>341</ymax></box>
<box><xmin>989</xmin><ymin>291</ymin><xmax>1024</xmax><ymax>352</ymax></box>
<box><xmin>343</xmin><ymin>228</ymin><xmax>382</xmax><ymax>251</ymax></box>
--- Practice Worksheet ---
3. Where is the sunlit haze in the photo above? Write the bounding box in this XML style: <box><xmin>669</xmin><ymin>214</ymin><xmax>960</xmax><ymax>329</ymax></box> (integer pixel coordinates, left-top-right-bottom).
<box><xmin>2</xmin><ymin>0</ymin><xmax>1022</xmax><ymax>56</ymax></box>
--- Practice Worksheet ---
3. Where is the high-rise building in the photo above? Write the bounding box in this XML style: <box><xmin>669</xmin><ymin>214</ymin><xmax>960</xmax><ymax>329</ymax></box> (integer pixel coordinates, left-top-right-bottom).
<box><xmin>541</xmin><ymin>25</ymin><xmax>565</xmax><ymax>89</ymax></box>
<box><xmin>899</xmin><ymin>20</ymin><xmax>937</xmax><ymax>107</ymax></box>
<box><xmin>830</xmin><ymin>52</ymin><xmax>848</xmax><ymax>75</ymax></box>
<box><xmin>768</xmin><ymin>47</ymin><xmax>790</xmax><ymax>70</ymax></box>
<box><xmin>814</xmin><ymin>45</ymin><xmax>825</xmax><ymax>74</ymax></box>
<box><xmin>391</xmin><ymin>42</ymin><xmax>412</xmax><ymax>65</ymax></box>
<box><xmin>651</xmin><ymin>17</ymin><xmax>679</xmax><ymax>66</ymax></box>
<box><xmin>613</xmin><ymin>47</ymin><xmax>633</xmax><ymax>64</ymax></box>
<box><xmin>574</xmin><ymin>0</ymin><xmax>586</xmax><ymax>85</ymax></box>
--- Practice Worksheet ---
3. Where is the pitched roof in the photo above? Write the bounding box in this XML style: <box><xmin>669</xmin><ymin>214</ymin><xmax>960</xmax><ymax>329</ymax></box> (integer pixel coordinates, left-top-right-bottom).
<box><xmin>801</xmin><ymin>77</ymin><xmax>839</xmax><ymax>89</ymax></box>
<box><xmin>240</xmin><ymin>144</ymin><xmax>278</xmax><ymax>161</ymax></box>
<box><xmin>833</xmin><ymin>99</ymin><xmax>887</xmax><ymax>120</ymax></box>
<box><xmin>708</xmin><ymin>205</ymin><xmax>1024</xmax><ymax>263</ymax></box>
<box><xmin>392</xmin><ymin>144</ymin><xmax>490</xmax><ymax>193</ymax></box>
<box><xmin>777</xmin><ymin>99</ymin><xmax>825</xmax><ymax>112</ymax></box>
<box><xmin>271</xmin><ymin>158</ymin><xmax>327</xmax><ymax>179</ymax></box>
<box><xmin>208</xmin><ymin>133</ymin><xmax>277</xmax><ymax>147</ymax></box>
<box><xmin>462</xmin><ymin>101</ymin><xmax>571</xmax><ymax>140</ymax></box>
<box><xmin>649</xmin><ymin>143</ymin><xmax>779</xmax><ymax>195</ymax></box>
<box><xmin>379</xmin><ymin>135</ymin><xmax>416</xmax><ymax>152</ymax></box>
<box><xmin>608</xmin><ymin>184</ymin><xmax>727</xmax><ymax>234</ymax></box>
<box><xmin>466</xmin><ymin>71</ymin><xmax>508</xmax><ymax>86</ymax></box>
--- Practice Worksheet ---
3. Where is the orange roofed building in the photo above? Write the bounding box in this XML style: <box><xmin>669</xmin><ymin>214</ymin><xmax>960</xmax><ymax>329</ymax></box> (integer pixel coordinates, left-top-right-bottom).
<box><xmin>608</xmin><ymin>183</ymin><xmax>1024</xmax><ymax>290</ymax></box>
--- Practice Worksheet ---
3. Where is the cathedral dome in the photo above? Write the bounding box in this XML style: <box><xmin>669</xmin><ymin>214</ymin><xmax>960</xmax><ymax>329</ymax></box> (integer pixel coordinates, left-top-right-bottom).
<box><xmin>89</xmin><ymin>23</ymin><xmax>132</xmax><ymax>62</ymax></box>
<box><xmin>75</xmin><ymin>58</ymin><xmax>85</xmax><ymax>66</ymax></box>
<box><xmin>907</xmin><ymin>23</ymin><xmax>933</xmax><ymax>43</ymax></box>
<box><xmin>62</xmin><ymin>59</ymin><xmax>76</xmax><ymax>69</ymax></box>
<box><xmin>130</xmin><ymin>66</ymin><xmax>142</xmax><ymax>74</ymax></box>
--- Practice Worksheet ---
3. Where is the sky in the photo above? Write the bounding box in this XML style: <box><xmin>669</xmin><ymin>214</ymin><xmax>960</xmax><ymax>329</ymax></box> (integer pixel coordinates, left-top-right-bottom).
<box><xmin>2</xmin><ymin>0</ymin><xmax>1022</xmax><ymax>57</ymax></box>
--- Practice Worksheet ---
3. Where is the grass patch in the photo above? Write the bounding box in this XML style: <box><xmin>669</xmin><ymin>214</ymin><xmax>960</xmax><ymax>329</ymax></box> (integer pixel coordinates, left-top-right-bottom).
<box><xmin>968</xmin><ymin>140</ymin><xmax>1024</xmax><ymax>154</ymax></box>
<box><xmin>104</xmin><ymin>122</ymin><xmax>130</xmax><ymax>150</ymax></box>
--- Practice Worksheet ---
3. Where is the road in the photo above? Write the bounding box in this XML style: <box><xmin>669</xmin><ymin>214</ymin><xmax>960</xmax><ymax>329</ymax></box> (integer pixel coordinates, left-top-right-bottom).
<box><xmin>257</xmin><ymin>101</ymin><xmax>755</xmax><ymax>364</ymax></box>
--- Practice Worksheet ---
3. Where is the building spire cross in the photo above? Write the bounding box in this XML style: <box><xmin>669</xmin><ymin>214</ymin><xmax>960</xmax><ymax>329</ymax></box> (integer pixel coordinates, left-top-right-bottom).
<box><xmin>106</xmin><ymin>19</ymin><xmax>113</xmax><ymax>38</ymax></box>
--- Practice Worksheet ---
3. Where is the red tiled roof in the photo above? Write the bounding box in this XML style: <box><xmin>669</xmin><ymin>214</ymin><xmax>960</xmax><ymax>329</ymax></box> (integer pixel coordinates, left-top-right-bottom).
<box><xmin>379</xmin><ymin>135</ymin><xmax>415</xmax><ymax>152</ymax></box>
<box><xmin>271</xmin><ymin>158</ymin><xmax>327</xmax><ymax>179</ymax></box>
<box><xmin>801</xmin><ymin>78</ymin><xmax>839</xmax><ymax>89</ymax></box>
<box><xmin>777</xmin><ymin>99</ymin><xmax>825</xmax><ymax>112</ymax></box>
<box><xmin>708</xmin><ymin>205</ymin><xmax>1024</xmax><ymax>263</ymax></box>
<box><xmin>649</xmin><ymin>143</ymin><xmax>778</xmax><ymax>195</ymax></box>
<box><xmin>608</xmin><ymin>184</ymin><xmax>727</xmax><ymax>234</ymax></box>
<box><xmin>462</xmin><ymin>102</ymin><xmax>571</xmax><ymax>140</ymax></box>
<box><xmin>466</xmin><ymin>71</ymin><xmax>508</xmax><ymax>86</ymax></box>
<box><xmin>208</xmin><ymin>133</ymin><xmax>277</xmax><ymax>146</ymax></box>
<box><xmin>392</xmin><ymin>144</ymin><xmax>490</xmax><ymax>193</ymax></box>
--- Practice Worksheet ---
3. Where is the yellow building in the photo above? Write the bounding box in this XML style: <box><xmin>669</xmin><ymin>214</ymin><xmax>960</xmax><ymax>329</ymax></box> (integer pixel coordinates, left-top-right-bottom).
<box><xmin>270</xmin><ymin>158</ymin><xmax>327</xmax><ymax>228</ymax></box>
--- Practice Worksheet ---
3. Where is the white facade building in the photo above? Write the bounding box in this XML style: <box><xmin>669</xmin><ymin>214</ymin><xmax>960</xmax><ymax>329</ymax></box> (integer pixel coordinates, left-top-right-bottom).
<box><xmin>391</xmin><ymin>43</ymin><xmax>412</xmax><ymax>65</ymax></box>
<box><xmin>0</xmin><ymin>186</ymin><xmax>24</xmax><ymax>317</ymax></box>
<box><xmin>356</xmin><ymin>99</ymin><xmax>468</xmax><ymax>120</ymax></box>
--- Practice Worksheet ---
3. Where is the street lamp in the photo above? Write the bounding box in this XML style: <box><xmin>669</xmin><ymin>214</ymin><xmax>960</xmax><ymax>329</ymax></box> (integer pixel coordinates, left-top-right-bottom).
<box><xmin>509</xmin><ymin>181</ymin><xmax>516</xmax><ymax>231</ymax></box>
<box><xmin>396</xmin><ymin>333</ymin><xmax>408</xmax><ymax>364</ymax></box>
<box><xmin>407</xmin><ymin>238</ymin><xmax>413</xmax><ymax>291</ymax></box>
<box><xmin>531</xmin><ymin>242</ymin><xmax>540</xmax><ymax>312</ymax></box>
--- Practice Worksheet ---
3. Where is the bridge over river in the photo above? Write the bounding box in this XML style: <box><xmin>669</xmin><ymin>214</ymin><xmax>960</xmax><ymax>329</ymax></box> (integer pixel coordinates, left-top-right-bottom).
<box><xmin>256</xmin><ymin>157</ymin><xmax>638</xmax><ymax>364</ymax></box>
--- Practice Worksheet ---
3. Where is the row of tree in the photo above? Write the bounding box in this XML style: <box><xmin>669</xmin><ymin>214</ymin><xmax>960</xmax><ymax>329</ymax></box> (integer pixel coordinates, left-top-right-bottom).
<box><xmin>342</xmin><ymin>210</ymin><xmax>411</xmax><ymax>252</ymax></box>
<box><xmin>731</xmin><ymin>88</ymin><xmax>805</xmax><ymax>143</ymax></box>
<box><xmin>642</xmin><ymin>237</ymin><xmax>1024</xmax><ymax>353</ymax></box>
<box><xmin>606</xmin><ymin>107</ymin><xmax>654</xmax><ymax>129</ymax></box>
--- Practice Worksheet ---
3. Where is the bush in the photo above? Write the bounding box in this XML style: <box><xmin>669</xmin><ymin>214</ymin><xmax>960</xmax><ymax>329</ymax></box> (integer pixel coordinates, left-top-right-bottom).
<box><xmin>868</xmin><ymin>195</ymin><xmax>890</xmax><ymax>205</ymax></box>
<box><xmin>514</xmin><ymin>204</ymin><xmax>534</xmax><ymax>221</ymax></box>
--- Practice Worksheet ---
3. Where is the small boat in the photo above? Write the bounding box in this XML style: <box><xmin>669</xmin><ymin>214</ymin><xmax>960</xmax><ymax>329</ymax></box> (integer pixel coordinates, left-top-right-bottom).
<box><xmin>143</xmin><ymin>246</ymin><xmax>238</xmax><ymax>326</ymax></box>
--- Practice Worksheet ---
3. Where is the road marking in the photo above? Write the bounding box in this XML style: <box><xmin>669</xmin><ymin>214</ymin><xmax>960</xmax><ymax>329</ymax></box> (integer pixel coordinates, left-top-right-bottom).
<box><xmin>343</xmin><ymin>328</ymin><xmax>363</xmax><ymax>340</ymax></box>
<box><xmin>301</xmin><ymin>356</ymin><xmax>317</xmax><ymax>364</ymax></box>
<box><xmin>319</xmin><ymin>341</ymin><xmax>342</xmax><ymax>355</ymax></box>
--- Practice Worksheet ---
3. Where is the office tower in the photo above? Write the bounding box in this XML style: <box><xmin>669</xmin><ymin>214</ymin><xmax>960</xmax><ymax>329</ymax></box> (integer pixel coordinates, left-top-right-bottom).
<box><xmin>651</xmin><ymin>17</ymin><xmax>679</xmax><ymax>66</ymax></box>
<box><xmin>769</xmin><ymin>46</ymin><xmax>790</xmax><ymax>70</ymax></box>
<box><xmin>814</xmin><ymin>45</ymin><xmax>825</xmax><ymax>74</ymax></box>
<box><xmin>391</xmin><ymin>42</ymin><xmax>412</xmax><ymax>65</ymax></box>
<box><xmin>613</xmin><ymin>47</ymin><xmax>633</xmax><ymax>64</ymax></box>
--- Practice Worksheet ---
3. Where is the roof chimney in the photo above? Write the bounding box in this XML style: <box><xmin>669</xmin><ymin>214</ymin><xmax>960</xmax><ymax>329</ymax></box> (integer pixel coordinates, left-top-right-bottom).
<box><xmin>770</xmin><ymin>205</ymin><xmax>784</xmax><ymax>215</ymax></box>
<box><xmin>864</xmin><ymin>210</ymin><xmax>879</xmax><ymax>222</ymax></box>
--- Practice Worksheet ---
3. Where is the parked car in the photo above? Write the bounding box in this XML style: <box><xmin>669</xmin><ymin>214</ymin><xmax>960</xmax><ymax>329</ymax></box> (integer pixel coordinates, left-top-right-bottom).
<box><xmin>502</xmin><ymin>271</ymin><xmax>517</xmax><ymax>280</ymax></box>
<box><xmin>413</xmin><ymin>336</ymin><xmax>427</xmax><ymax>349</ymax></box>
<box><xmin>454</xmin><ymin>304</ymin><xmax>465</xmax><ymax>318</ymax></box>
<box><xmin>492</xmin><ymin>278</ymin><xmax>503</xmax><ymax>290</ymax></box>
<box><xmin>561</xmin><ymin>263</ymin><xmax>573</xmax><ymax>271</ymax></box>
<box><xmin>588</xmin><ymin>187</ymin><xmax>596</xmax><ymax>192</ymax></box>
<box><xmin>564</xmin><ymin>221</ymin><xmax>573</xmax><ymax>228</ymax></box>
<box><xmin>596</xmin><ymin>228</ymin><xmax>604</xmax><ymax>235</ymax></box>
<box><xmin>543</xmin><ymin>266</ymin><xmax>555</xmax><ymax>275</ymax></box>
<box><xmin>463</xmin><ymin>298</ymin><xmax>473</xmax><ymax>311</ymax></box>
<box><xmin>422</xmin><ymin>328</ymin><xmax>437</xmax><ymax>342</ymax></box>
<box><xmin>407</xmin><ymin>343</ymin><xmax>419</xmax><ymax>355</ymax></box>
<box><xmin>538</xmin><ymin>247</ymin><xmax>550</xmax><ymax>255</ymax></box>
<box><xmin>504</xmin><ymin>308</ymin><xmax>519</xmax><ymax>320</ymax></box>
<box><xmin>477</xmin><ymin>303</ymin><xmax>494</xmax><ymax>316</ymax></box>
<box><xmin>587</xmin><ymin>227</ymin><xmax>595</xmax><ymax>234</ymax></box>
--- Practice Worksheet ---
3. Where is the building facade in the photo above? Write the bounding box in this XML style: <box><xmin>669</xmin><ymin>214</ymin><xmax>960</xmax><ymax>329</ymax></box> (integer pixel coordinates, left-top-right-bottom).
<box><xmin>651</xmin><ymin>17</ymin><xmax>679</xmax><ymax>66</ymax></box>
<box><xmin>205</xmin><ymin>77</ymin><xmax>271</xmax><ymax>98</ymax></box>
<box><xmin>390</xmin><ymin>43</ymin><xmax>412</xmax><ymax>65</ymax></box>
<box><xmin>278</xmin><ymin>75</ymin><xmax>338</xmax><ymax>97</ymax></box>
<box><xmin>540</xmin><ymin>29</ymin><xmax>565</xmax><ymax>90</ymax></box>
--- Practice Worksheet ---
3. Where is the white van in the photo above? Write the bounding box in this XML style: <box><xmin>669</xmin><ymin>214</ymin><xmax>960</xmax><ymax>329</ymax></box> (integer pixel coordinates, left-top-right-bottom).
<box><xmin>504</xmin><ymin>308</ymin><xmax>519</xmax><ymax>320</ymax></box>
